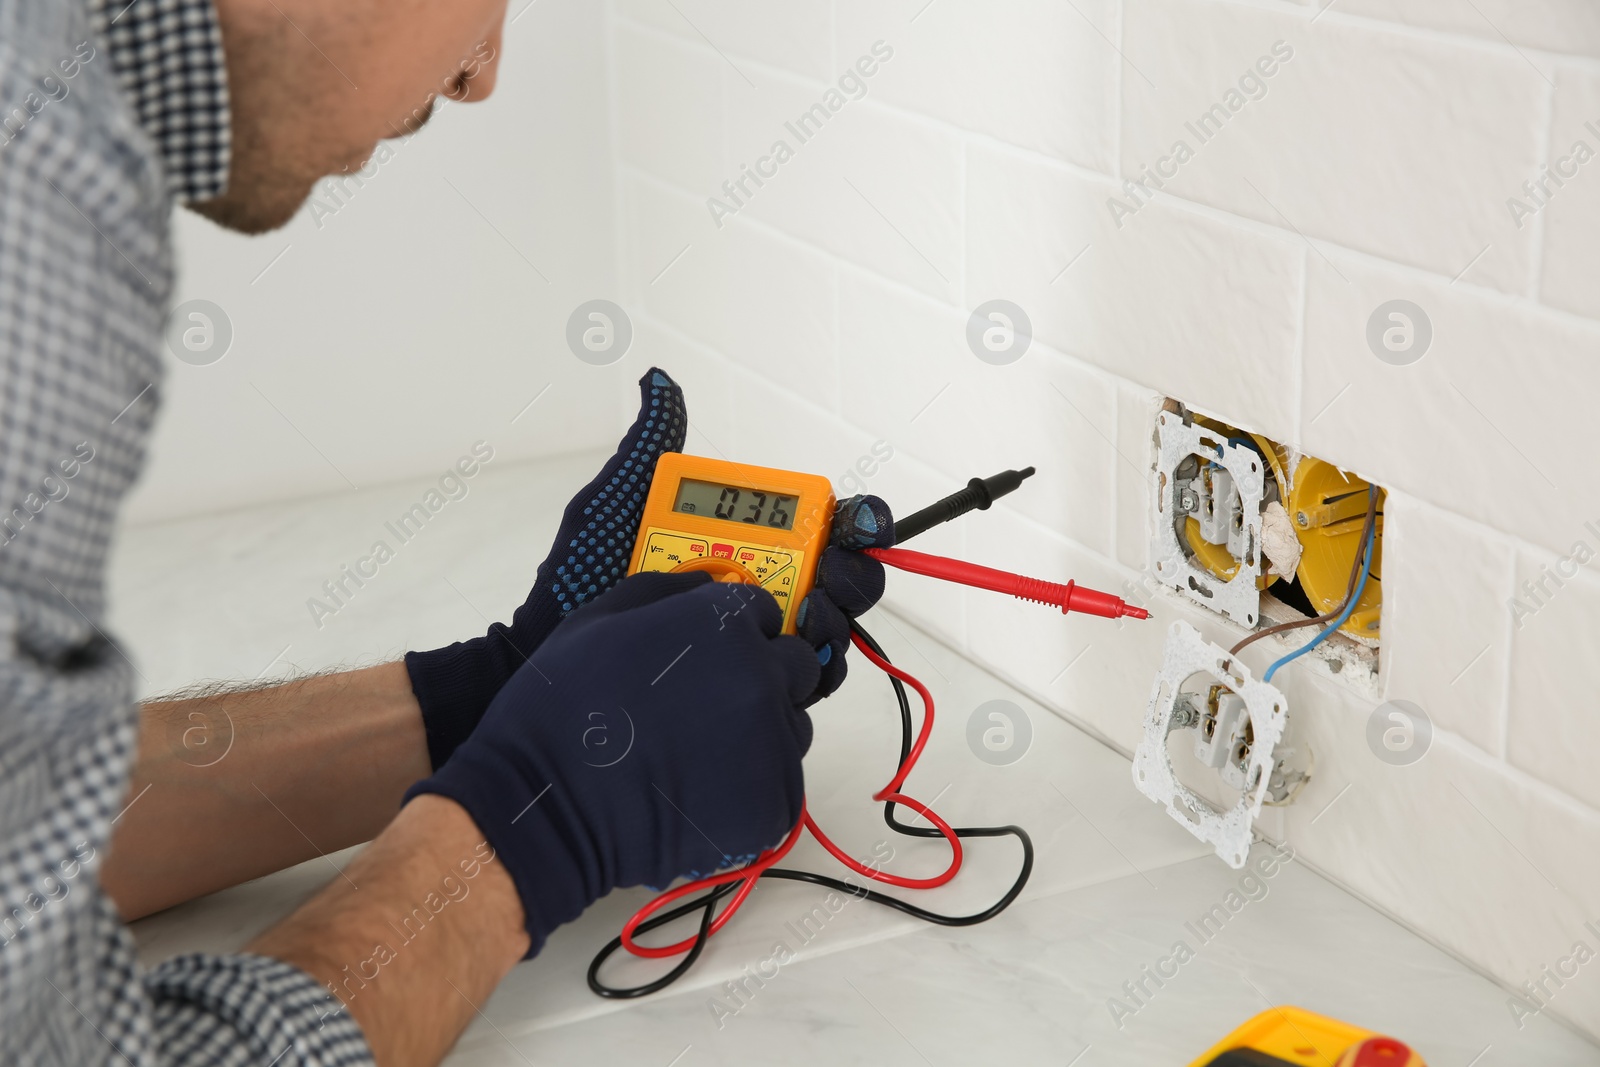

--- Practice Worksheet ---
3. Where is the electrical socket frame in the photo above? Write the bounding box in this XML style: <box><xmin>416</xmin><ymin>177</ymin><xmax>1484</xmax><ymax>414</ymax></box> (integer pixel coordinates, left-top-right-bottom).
<box><xmin>1150</xmin><ymin>410</ymin><xmax>1267</xmax><ymax>628</ymax></box>
<box><xmin>1133</xmin><ymin>620</ymin><xmax>1289</xmax><ymax>869</ymax></box>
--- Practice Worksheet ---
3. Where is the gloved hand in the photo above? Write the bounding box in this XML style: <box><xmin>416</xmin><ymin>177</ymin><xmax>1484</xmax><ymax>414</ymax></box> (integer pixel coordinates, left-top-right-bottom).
<box><xmin>405</xmin><ymin>368</ymin><xmax>689</xmax><ymax>769</ymax></box>
<box><xmin>405</xmin><ymin>366</ymin><xmax>897</xmax><ymax>768</ymax></box>
<box><xmin>796</xmin><ymin>495</ymin><xmax>896</xmax><ymax>703</ymax></box>
<box><xmin>404</xmin><ymin>570</ymin><xmax>818</xmax><ymax>956</ymax></box>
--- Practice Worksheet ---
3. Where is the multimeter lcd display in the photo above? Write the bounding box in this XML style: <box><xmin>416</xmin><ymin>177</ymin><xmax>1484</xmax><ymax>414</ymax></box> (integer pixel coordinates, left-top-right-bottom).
<box><xmin>672</xmin><ymin>477</ymin><xmax>797</xmax><ymax>530</ymax></box>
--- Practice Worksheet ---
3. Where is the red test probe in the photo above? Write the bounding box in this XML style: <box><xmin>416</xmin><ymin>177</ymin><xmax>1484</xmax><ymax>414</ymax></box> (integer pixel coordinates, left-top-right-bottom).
<box><xmin>863</xmin><ymin>546</ymin><xmax>1151</xmax><ymax>620</ymax></box>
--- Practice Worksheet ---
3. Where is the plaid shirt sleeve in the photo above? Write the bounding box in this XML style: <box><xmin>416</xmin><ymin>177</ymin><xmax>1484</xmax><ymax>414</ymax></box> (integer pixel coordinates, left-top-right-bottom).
<box><xmin>0</xmin><ymin>1</ymin><xmax>372</xmax><ymax>1064</ymax></box>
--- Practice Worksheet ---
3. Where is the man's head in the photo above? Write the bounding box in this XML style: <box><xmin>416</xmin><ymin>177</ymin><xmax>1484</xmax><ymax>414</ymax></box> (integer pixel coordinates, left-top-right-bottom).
<box><xmin>190</xmin><ymin>0</ymin><xmax>509</xmax><ymax>234</ymax></box>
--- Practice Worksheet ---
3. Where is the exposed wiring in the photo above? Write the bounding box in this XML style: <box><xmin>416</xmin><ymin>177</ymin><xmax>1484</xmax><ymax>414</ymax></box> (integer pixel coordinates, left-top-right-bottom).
<box><xmin>1229</xmin><ymin>484</ymin><xmax>1380</xmax><ymax>657</ymax></box>
<box><xmin>1261</xmin><ymin>484</ymin><xmax>1379</xmax><ymax>684</ymax></box>
<box><xmin>586</xmin><ymin>620</ymin><xmax>1033</xmax><ymax>998</ymax></box>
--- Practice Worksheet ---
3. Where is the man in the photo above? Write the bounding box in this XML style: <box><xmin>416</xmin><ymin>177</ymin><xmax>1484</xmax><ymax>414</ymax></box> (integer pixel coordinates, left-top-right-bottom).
<box><xmin>0</xmin><ymin>2</ymin><xmax>892</xmax><ymax>1064</ymax></box>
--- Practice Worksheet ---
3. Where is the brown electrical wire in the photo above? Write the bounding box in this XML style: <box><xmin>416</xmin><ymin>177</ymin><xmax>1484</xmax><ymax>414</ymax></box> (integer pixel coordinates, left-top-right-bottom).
<box><xmin>1228</xmin><ymin>486</ymin><xmax>1379</xmax><ymax>657</ymax></box>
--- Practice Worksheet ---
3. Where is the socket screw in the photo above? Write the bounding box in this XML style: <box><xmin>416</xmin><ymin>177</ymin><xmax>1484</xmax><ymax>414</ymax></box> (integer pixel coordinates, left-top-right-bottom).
<box><xmin>1178</xmin><ymin>489</ymin><xmax>1198</xmax><ymax>513</ymax></box>
<box><xmin>1295</xmin><ymin>511</ymin><xmax>1310</xmax><ymax>528</ymax></box>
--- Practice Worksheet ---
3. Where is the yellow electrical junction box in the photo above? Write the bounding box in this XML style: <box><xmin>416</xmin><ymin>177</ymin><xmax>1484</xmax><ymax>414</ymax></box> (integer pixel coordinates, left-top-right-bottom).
<box><xmin>627</xmin><ymin>452</ymin><xmax>836</xmax><ymax>634</ymax></box>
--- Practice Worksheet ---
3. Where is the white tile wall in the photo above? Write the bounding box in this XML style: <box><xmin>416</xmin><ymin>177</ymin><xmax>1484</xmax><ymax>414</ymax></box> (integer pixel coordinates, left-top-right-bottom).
<box><xmin>726</xmin><ymin>63</ymin><xmax>965</xmax><ymax>302</ymax></box>
<box><xmin>1276</xmin><ymin>670</ymin><xmax>1600</xmax><ymax>1034</ymax></box>
<box><xmin>613</xmin><ymin>24</ymin><xmax>726</xmax><ymax>192</ymax></box>
<box><xmin>1114</xmin><ymin>380</ymin><xmax>1164</xmax><ymax>573</ymax></box>
<box><xmin>1542</xmin><ymin>63</ymin><xmax>1600</xmax><ymax>319</ymax></box>
<box><xmin>836</xmin><ymin>270</ymin><xmax>1117</xmax><ymax>556</ymax></box>
<box><xmin>1121</xmin><ymin>0</ymin><xmax>1543</xmax><ymax>295</ymax></box>
<box><xmin>613</xmin><ymin>0</ymin><xmax>835</xmax><ymax>80</ymax></box>
<box><xmin>964</xmin><ymin>142</ymin><xmax>1305</xmax><ymax>442</ymax></box>
<box><xmin>834</xmin><ymin>0</ymin><xmax>1120</xmax><ymax>171</ymax></box>
<box><xmin>603</xmin><ymin>0</ymin><xmax>1600</xmax><ymax>1041</ymax></box>
<box><xmin>1379</xmin><ymin>491</ymin><xmax>1515</xmax><ymax>756</ymax></box>
<box><xmin>1301</xmin><ymin>251</ymin><xmax>1595</xmax><ymax>558</ymax></box>
<box><xmin>1327</xmin><ymin>0</ymin><xmax>1600</xmax><ymax>61</ymax></box>
<box><xmin>1508</xmin><ymin>552</ymin><xmax>1600</xmax><ymax>811</ymax></box>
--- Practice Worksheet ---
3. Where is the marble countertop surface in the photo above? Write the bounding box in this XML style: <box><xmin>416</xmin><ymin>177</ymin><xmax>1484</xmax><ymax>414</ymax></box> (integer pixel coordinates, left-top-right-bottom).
<box><xmin>110</xmin><ymin>453</ymin><xmax>1599</xmax><ymax>1066</ymax></box>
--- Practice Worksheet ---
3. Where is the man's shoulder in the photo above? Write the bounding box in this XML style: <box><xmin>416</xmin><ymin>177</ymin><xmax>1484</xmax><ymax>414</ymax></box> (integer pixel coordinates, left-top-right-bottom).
<box><xmin>0</xmin><ymin>2</ymin><xmax>168</xmax><ymax>221</ymax></box>
<box><xmin>0</xmin><ymin>1</ymin><xmax>173</xmax><ymax>321</ymax></box>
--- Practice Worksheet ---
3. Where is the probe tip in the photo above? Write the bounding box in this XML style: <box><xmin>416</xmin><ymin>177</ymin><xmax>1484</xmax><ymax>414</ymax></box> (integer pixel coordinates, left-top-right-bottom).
<box><xmin>1122</xmin><ymin>604</ymin><xmax>1150</xmax><ymax>620</ymax></box>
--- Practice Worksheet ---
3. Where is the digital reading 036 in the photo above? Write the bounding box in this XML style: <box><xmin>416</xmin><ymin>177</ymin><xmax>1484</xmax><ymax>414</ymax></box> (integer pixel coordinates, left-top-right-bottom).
<box><xmin>671</xmin><ymin>477</ymin><xmax>797</xmax><ymax>530</ymax></box>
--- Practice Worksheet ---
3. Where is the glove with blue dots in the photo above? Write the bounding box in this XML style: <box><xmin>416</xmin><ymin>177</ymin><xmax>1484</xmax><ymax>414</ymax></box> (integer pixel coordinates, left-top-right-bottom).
<box><xmin>405</xmin><ymin>366</ymin><xmax>896</xmax><ymax>768</ymax></box>
<box><xmin>406</xmin><ymin>368</ymin><xmax>687</xmax><ymax>769</ymax></box>
<box><xmin>795</xmin><ymin>493</ymin><xmax>895</xmax><ymax>704</ymax></box>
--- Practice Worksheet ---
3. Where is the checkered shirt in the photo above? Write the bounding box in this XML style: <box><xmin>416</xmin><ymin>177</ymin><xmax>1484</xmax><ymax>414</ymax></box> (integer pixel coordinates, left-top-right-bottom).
<box><xmin>0</xmin><ymin>1</ymin><xmax>373</xmax><ymax>1063</ymax></box>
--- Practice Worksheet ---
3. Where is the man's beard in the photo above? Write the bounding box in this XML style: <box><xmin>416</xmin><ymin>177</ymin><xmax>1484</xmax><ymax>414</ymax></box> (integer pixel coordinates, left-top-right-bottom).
<box><xmin>188</xmin><ymin>108</ymin><xmax>436</xmax><ymax>235</ymax></box>
<box><xmin>187</xmin><ymin>141</ymin><xmax>321</xmax><ymax>235</ymax></box>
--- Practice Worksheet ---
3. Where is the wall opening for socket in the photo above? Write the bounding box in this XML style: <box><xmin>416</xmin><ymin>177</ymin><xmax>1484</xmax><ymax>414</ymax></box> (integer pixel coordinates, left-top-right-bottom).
<box><xmin>1149</xmin><ymin>401</ymin><xmax>1385</xmax><ymax>680</ymax></box>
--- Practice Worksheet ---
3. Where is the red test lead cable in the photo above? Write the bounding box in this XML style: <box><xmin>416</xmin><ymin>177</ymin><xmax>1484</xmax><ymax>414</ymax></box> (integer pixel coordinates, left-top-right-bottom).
<box><xmin>863</xmin><ymin>546</ymin><xmax>1150</xmax><ymax>620</ymax></box>
<box><xmin>618</xmin><ymin>631</ymin><xmax>960</xmax><ymax>960</ymax></box>
<box><xmin>616</xmin><ymin>548</ymin><xmax>1137</xmax><ymax>963</ymax></box>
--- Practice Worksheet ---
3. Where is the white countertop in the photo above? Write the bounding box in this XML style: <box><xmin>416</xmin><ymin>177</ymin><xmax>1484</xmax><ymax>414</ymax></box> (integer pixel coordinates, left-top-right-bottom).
<box><xmin>111</xmin><ymin>453</ymin><xmax>1599</xmax><ymax>1066</ymax></box>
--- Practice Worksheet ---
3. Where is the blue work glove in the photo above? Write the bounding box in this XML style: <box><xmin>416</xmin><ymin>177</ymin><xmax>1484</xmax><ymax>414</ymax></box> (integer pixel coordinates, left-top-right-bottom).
<box><xmin>796</xmin><ymin>495</ymin><xmax>896</xmax><ymax>703</ymax></box>
<box><xmin>404</xmin><ymin>365</ymin><xmax>896</xmax><ymax>767</ymax></box>
<box><xmin>405</xmin><ymin>369</ymin><xmax>688</xmax><ymax>769</ymax></box>
<box><xmin>405</xmin><ymin>570</ymin><xmax>818</xmax><ymax>956</ymax></box>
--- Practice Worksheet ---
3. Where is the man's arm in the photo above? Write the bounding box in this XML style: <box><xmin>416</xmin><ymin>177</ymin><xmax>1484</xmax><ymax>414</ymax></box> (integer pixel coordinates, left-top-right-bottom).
<box><xmin>246</xmin><ymin>795</ymin><xmax>529</xmax><ymax>1067</ymax></box>
<box><xmin>102</xmin><ymin>662</ymin><xmax>432</xmax><ymax>920</ymax></box>
<box><xmin>145</xmin><ymin>569</ymin><xmax>836</xmax><ymax>1067</ymax></box>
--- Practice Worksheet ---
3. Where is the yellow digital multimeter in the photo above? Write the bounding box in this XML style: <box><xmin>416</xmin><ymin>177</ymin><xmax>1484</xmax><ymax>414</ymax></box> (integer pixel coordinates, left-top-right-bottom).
<box><xmin>1188</xmin><ymin>1007</ymin><xmax>1425</xmax><ymax>1067</ymax></box>
<box><xmin>627</xmin><ymin>453</ymin><xmax>836</xmax><ymax>634</ymax></box>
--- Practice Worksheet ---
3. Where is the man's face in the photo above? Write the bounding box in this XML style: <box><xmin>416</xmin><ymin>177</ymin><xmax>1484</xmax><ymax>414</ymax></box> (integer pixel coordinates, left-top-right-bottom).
<box><xmin>191</xmin><ymin>0</ymin><xmax>509</xmax><ymax>234</ymax></box>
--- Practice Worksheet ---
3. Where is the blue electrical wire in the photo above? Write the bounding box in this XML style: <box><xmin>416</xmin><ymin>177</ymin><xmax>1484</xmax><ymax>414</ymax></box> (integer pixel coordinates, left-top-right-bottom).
<box><xmin>1262</xmin><ymin>484</ymin><xmax>1379</xmax><ymax>684</ymax></box>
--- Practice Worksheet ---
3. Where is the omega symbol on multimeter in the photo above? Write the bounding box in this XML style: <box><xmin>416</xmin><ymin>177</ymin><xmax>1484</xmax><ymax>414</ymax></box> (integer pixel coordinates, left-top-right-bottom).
<box><xmin>626</xmin><ymin>453</ymin><xmax>836</xmax><ymax>634</ymax></box>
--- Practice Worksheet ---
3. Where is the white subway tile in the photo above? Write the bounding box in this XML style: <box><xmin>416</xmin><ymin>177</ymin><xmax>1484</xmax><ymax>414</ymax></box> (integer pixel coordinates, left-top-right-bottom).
<box><xmin>721</xmin><ymin>361</ymin><xmax>856</xmax><ymax>483</ymax></box>
<box><xmin>965</xmin><ymin>143</ymin><xmax>1303</xmax><ymax>443</ymax></box>
<box><xmin>1508</xmin><ymin>548</ymin><xmax>1600</xmax><ymax>811</ymax></box>
<box><xmin>1539</xmin><ymin>64</ymin><xmax>1600</xmax><ymax>320</ymax></box>
<box><xmin>837</xmin><ymin>270</ymin><xmax>1116</xmax><ymax>556</ymax></box>
<box><xmin>1333</xmin><ymin>0</ymin><xmax>1600</xmax><ymax>62</ymax></box>
<box><xmin>626</xmin><ymin>319</ymin><xmax>742</xmax><ymax>461</ymax></box>
<box><xmin>1378</xmin><ymin>492</ymin><xmax>1514</xmax><ymax>755</ymax></box>
<box><xmin>965</xmin><ymin>507</ymin><xmax>1223</xmax><ymax>754</ymax></box>
<box><xmin>613</xmin><ymin>25</ymin><xmax>725</xmax><ymax>193</ymax></box>
<box><xmin>1115</xmin><ymin>381</ymin><xmax>1164</xmax><ymax>572</ymax></box>
<box><xmin>724</xmin><ymin>65</ymin><xmax>963</xmax><ymax>301</ymax></box>
<box><xmin>833</xmin><ymin>0</ymin><xmax>1117</xmax><ymax>170</ymax></box>
<box><xmin>1277</xmin><ymin>674</ymin><xmax>1600</xmax><ymax>1041</ymax></box>
<box><xmin>871</xmin><ymin>456</ymin><xmax>972</xmax><ymax>656</ymax></box>
<box><xmin>1301</xmin><ymin>252</ymin><xmax>1594</xmax><ymax>556</ymax></box>
<box><xmin>1121</xmin><ymin>0</ymin><xmax>1543</xmax><ymax>293</ymax></box>
<box><xmin>622</xmin><ymin>177</ymin><xmax>839</xmax><ymax>411</ymax></box>
<box><xmin>613</xmin><ymin>0</ymin><xmax>834</xmax><ymax>80</ymax></box>
<box><xmin>621</xmin><ymin>177</ymin><xmax>713</xmax><ymax>330</ymax></box>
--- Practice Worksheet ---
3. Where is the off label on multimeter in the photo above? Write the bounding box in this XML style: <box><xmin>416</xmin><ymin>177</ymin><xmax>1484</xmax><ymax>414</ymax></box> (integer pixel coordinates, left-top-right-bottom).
<box><xmin>627</xmin><ymin>453</ymin><xmax>836</xmax><ymax>634</ymax></box>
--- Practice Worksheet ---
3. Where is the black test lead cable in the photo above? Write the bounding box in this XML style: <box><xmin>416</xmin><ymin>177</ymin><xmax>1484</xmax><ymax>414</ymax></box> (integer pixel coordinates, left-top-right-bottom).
<box><xmin>588</xmin><ymin>471</ymin><xmax>1039</xmax><ymax>999</ymax></box>
<box><xmin>891</xmin><ymin>467</ymin><xmax>1034</xmax><ymax>544</ymax></box>
<box><xmin>586</xmin><ymin>629</ymin><xmax>1036</xmax><ymax>1000</ymax></box>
